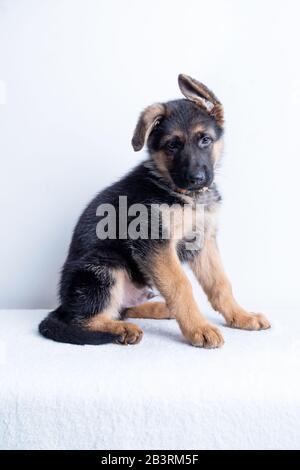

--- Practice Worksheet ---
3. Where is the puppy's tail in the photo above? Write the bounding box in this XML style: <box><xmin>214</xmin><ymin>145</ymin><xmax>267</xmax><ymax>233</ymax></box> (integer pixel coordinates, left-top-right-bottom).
<box><xmin>38</xmin><ymin>308</ymin><xmax>118</xmax><ymax>345</ymax></box>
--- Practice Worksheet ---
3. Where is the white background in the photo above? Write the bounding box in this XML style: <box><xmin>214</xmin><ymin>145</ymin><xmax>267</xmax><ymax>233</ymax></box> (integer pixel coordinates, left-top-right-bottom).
<box><xmin>0</xmin><ymin>0</ymin><xmax>299</xmax><ymax>310</ymax></box>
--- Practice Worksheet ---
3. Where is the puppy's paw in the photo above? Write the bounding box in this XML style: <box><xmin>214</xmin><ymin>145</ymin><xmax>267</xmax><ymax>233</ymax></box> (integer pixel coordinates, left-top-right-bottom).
<box><xmin>186</xmin><ymin>323</ymin><xmax>224</xmax><ymax>349</ymax></box>
<box><xmin>116</xmin><ymin>323</ymin><xmax>143</xmax><ymax>345</ymax></box>
<box><xmin>228</xmin><ymin>312</ymin><xmax>270</xmax><ymax>330</ymax></box>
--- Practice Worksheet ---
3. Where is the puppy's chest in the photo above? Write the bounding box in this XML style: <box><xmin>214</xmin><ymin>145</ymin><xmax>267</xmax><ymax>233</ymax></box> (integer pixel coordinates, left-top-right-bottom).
<box><xmin>160</xmin><ymin>203</ymin><xmax>218</xmax><ymax>242</ymax></box>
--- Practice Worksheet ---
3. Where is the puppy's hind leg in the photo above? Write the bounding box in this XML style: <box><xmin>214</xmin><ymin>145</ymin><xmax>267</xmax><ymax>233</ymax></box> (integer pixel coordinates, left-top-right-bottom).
<box><xmin>84</xmin><ymin>269</ymin><xmax>143</xmax><ymax>345</ymax></box>
<box><xmin>40</xmin><ymin>265</ymin><xmax>144</xmax><ymax>345</ymax></box>
<box><xmin>123</xmin><ymin>301</ymin><xmax>175</xmax><ymax>320</ymax></box>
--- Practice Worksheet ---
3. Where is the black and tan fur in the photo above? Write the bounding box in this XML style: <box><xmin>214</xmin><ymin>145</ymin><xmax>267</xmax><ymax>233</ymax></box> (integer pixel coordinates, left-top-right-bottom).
<box><xmin>39</xmin><ymin>74</ymin><xmax>270</xmax><ymax>348</ymax></box>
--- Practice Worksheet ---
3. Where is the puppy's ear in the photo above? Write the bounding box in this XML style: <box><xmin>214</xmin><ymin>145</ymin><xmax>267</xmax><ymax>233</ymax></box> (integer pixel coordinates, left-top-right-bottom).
<box><xmin>131</xmin><ymin>103</ymin><xmax>166</xmax><ymax>151</ymax></box>
<box><xmin>178</xmin><ymin>74</ymin><xmax>224</xmax><ymax>126</ymax></box>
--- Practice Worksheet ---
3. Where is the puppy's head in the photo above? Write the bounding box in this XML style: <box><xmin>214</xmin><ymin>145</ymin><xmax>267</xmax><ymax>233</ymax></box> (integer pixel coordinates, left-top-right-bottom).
<box><xmin>132</xmin><ymin>74</ymin><xmax>224</xmax><ymax>193</ymax></box>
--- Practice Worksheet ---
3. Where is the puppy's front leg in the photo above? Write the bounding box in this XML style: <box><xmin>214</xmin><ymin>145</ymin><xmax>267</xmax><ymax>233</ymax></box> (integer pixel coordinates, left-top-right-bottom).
<box><xmin>147</xmin><ymin>242</ymin><xmax>224</xmax><ymax>348</ymax></box>
<box><xmin>189</xmin><ymin>236</ymin><xmax>270</xmax><ymax>330</ymax></box>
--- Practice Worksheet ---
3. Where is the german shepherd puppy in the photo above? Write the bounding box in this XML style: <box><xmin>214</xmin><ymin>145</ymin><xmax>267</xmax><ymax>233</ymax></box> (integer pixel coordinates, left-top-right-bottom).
<box><xmin>39</xmin><ymin>74</ymin><xmax>270</xmax><ymax>348</ymax></box>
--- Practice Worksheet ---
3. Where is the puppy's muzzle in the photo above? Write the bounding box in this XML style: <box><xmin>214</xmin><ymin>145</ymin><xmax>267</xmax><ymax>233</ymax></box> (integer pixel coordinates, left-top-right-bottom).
<box><xmin>186</xmin><ymin>168</ymin><xmax>211</xmax><ymax>190</ymax></box>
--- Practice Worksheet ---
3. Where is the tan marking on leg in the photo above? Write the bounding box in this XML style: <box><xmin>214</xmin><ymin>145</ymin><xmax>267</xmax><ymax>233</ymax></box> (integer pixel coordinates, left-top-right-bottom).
<box><xmin>124</xmin><ymin>301</ymin><xmax>174</xmax><ymax>319</ymax></box>
<box><xmin>189</xmin><ymin>237</ymin><xmax>270</xmax><ymax>330</ymax></box>
<box><xmin>85</xmin><ymin>270</ymin><xmax>143</xmax><ymax>345</ymax></box>
<box><xmin>86</xmin><ymin>315</ymin><xmax>143</xmax><ymax>345</ymax></box>
<box><xmin>102</xmin><ymin>270</ymin><xmax>125</xmax><ymax>320</ymax></box>
<box><xmin>146</xmin><ymin>242</ymin><xmax>224</xmax><ymax>348</ymax></box>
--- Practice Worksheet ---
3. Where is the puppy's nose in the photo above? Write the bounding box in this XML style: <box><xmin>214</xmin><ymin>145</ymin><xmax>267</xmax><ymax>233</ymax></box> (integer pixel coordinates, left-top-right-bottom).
<box><xmin>188</xmin><ymin>169</ymin><xmax>207</xmax><ymax>187</ymax></box>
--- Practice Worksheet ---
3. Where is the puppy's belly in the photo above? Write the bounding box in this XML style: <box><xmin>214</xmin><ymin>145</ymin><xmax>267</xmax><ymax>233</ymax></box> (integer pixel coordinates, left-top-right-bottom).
<box><xmin>121</xmin><ymin>275</ymin><xmax>155</xmax><ymax>309</ymax></box>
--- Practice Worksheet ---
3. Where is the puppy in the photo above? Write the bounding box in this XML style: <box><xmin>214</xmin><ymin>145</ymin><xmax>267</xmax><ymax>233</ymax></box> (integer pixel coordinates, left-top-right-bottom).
<box><xmin>39</xmin><ymin>74</ymin><xmax>270</xmax><ymax>348</ymax></box>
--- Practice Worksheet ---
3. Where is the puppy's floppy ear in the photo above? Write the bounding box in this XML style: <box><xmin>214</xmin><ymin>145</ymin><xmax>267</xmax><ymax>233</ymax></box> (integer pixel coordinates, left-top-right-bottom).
<box><xmin>131</xmin><ymin>103</ymin><xmax>166</xmax><ymax>151</ymax></box>
<box><xmin>178</xmin><ymin>74</ymin><xmax>224</xmax><ymax>126</ymax></box>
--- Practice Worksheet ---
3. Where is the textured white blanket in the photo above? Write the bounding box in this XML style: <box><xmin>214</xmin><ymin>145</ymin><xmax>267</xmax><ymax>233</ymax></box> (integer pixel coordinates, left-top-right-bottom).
<box><xmin>0</xmin><ymin>306</ymin><xmax>299</xmax><ymax>450</ymax></box>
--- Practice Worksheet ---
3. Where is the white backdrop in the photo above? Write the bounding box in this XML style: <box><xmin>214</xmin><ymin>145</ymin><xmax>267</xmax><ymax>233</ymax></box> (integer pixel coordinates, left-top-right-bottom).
<box><xmin>0</xmin><ymin>0</ymin><xmax>299</xmax><ymax>309</ymax></box>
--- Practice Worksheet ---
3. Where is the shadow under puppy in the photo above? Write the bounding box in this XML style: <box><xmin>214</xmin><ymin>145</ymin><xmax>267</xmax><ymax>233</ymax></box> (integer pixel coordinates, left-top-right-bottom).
<box><xmin>39</xmin><ymin>74</ymin><xmax>270</xmax><ymax>347</ymax></box>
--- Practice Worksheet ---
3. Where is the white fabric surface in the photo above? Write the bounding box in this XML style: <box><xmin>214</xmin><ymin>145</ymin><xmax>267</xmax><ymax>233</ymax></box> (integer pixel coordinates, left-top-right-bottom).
<box><xmin>0</xmin><ymin>307</ymin><xmax>299</xmax><ymax>450</ymax></box>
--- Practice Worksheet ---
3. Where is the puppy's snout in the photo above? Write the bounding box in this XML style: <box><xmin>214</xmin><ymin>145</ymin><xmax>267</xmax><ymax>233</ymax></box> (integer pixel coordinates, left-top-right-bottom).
<box><xmin>187</xmin><ymin>168</ymin><xmax>208</xmax><ymax>188</ymax></box>
<box><xmin>190</xmin><ymin>170</ymin><xmax>206</xmax><ymax>185</ymax></box>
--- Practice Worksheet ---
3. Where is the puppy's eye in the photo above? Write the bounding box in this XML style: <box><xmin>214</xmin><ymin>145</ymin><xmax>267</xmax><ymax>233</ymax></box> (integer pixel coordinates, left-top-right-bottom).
<box><xmin>166</xmin><ymin>140</ymin><xmax>182</xmax><ymax>151</ymax></box>
<box><xmin>199</xmin><ymin>135</ymin><xmax>213</xmax><ymax>148</ymax></box>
